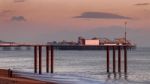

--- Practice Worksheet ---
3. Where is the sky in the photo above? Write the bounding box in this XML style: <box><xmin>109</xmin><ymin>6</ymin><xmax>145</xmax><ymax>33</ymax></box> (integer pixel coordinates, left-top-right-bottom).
<box><xmin>0</xmin><ymin>0</ymin><xmax>150</xmax><ymax>47</ymax></box>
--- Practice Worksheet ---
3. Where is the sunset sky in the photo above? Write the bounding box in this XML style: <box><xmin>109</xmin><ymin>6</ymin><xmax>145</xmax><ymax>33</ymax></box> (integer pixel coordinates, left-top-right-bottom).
<box><xmin>0</xmin><ymin>0</ymin><xmax>150</xmax><ymax>46</ymax></box>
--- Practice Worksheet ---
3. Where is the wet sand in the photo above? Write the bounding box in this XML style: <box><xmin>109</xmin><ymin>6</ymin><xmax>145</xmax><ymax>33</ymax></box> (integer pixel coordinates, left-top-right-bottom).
<box><xmin>0</xmin><ymin>69</ymin><xmax>56</xmax><ymax>84</ymax></box>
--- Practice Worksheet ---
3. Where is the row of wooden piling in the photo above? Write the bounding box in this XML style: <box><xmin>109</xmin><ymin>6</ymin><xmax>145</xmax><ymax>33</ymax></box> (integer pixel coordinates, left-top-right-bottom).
<box><xmin>34</xmin><ymin>46</ymin><xmax>54</xmax><ymax>74</ymax></box>
<box><xmin>33</xmin><ymin>45</ymin><xmax>127</xmax><ymax>74</ymax></box>
<box><xmin>106</xmin><ymin>46</ymin><xmax>127</xmax><ymax>73</ymax></box>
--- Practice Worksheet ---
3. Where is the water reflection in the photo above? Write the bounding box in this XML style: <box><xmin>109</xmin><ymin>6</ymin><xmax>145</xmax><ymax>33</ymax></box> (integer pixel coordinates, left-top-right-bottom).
<box><xmin>105</xmin><ymin>72</ymin><xmax>129</xmax><ymax>84</ymax></box>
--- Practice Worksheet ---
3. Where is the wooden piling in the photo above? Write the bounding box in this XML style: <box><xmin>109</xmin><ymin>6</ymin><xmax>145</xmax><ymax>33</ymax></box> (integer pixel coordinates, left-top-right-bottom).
<box><xmin>39</xmin><ymin>46</ymin><xmax>42</xmax><ymax>74</ymax></box>
<box><xmin>46</xmin><ymin>46</ymin><xmax>50</xmax><ymax>73</ymax></box>
<box><xmin>34</xmin><ymin>46</ymin><xmax>37</xmax><ymax>73</ymax></box>
<box><xmin>50</xmin><ymin>46</ymin><xmax>54</xmax><ymax>73</ymax></box>
<box><xmin>113</xmin><ymin>46</ymin><xmax>116</xmax><ymax>73</ymax></box>
<box><xmin>106</xmin><ymin>46</ymin><xmax>110</xmax><ymax>73</ymax></box>
<box><xmin>124</xmin><ymin>46</ymin><xmax>127</xmax><ymax>73</ymax></box>
<box><xmin>118</xmin><ymin>46</ymin><xmax>121</xmax><ymax>73</ymax></box>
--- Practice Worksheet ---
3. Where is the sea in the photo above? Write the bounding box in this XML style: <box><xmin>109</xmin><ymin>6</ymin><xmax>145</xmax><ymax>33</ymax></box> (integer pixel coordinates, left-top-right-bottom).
<box><xmin>0</xmin><ymin>47</ymin><xmax>150</xmax><ymax>84</ymax></box>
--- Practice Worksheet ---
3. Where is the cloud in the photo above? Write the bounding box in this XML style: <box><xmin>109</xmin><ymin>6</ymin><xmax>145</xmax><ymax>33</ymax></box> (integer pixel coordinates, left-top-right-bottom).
<box><xmin>0</xmin><ymin>10</ymin><xmax>13</xmax><ymax>16</ymax></box>
<box><xmin>74</xmin><ymin>12</ymin><xmax>132</xmax><ymax>19</ymax></box>
<box><xmin>14</xmin><ymin>0</ymin><xmax>26</xmax><ymax>3</ymax></box>
<box><xmin>135</xmin><ymin>3</ymin><xmax>150</xmax><ymax>6</ymax></box>
<box><xmin>11</xmin><ymin>16</ymin><xmax>26</xmax><ymax>22</ymax></box>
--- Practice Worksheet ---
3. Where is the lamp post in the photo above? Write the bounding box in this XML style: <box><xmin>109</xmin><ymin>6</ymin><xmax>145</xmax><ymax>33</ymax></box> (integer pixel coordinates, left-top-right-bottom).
<box><xmin>124</xmin><ymin>21</ymin><xmax>127</xmax><ymax>44</ymax></box>
<box><xmin>124</xmin><ymin>21</ymin><xmax>128</xmax><ymax>74</ymax></box>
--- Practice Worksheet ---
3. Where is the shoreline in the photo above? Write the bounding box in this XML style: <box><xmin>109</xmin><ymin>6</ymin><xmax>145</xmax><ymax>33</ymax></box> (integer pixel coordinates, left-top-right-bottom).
<box><xmin>0</xmin><ymin>69</ymin><xmax>104</xmax><ymax>84</ymax></box>
<box><xmin>13</xmin><ymin>70</ymin><xmax>104</xmax><ymax>84</ymax></box>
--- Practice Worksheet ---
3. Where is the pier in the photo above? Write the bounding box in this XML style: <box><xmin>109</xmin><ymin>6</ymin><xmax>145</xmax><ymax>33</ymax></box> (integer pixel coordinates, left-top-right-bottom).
<box><xmin>0</xmin><ymin>44</ymin><xmax>128</xmax><ymax>75</ymax></box>
<box><xmin>0</xmin><ymin>46</ymin><xmax>31</xmax><ymax>51</ymax></box>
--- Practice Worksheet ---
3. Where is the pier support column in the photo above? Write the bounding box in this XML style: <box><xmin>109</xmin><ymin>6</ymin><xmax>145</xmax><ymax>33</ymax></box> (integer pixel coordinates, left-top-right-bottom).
<box><xmin>124</xmin><ymin>46</ymin><xmax>127</xmax><ymax>73</ymax></box>
<box><xmin>118</xmin><ymin>46</ymin><xmax>121</xmax><ymax>73</ymax></box>
<box><xmin>46</xmin><ymin>46</ymin><xmax>50</xmax><ymax>73</ymax></box>
<box><xmin>39</xmin><ymin>46</ymin><xmax>42</xmax><ymax>74</ymax></box>
<box><xmin>106</xmin><ymin>46</ymin><xmax>110</xmax><ymax>73</ymax></box>
<box><xmin>51</xmin><ymin>46</ymin><xmax>54</xmax><ymax>73</ymax></box>
<box><xmin>34</xmin><ymin>46</ymin><xmax>38</xmax><ymax>73</ymax></box>
<box><xmin>113</xmin><ymin>46</ymin><xmax>116</xmax><ymax>73</ymax></box>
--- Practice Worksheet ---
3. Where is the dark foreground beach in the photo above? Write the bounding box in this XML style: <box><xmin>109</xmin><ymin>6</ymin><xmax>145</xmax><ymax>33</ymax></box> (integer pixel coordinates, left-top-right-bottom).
<box><xmin>0</xmin><ymin>69</ymin><xmax>104</xmax><ymax>84</ymax></box>
<box><xmin>0</xmin><ymin>69</ymin><xmax>56</xmax><ymax>84</ymax></box>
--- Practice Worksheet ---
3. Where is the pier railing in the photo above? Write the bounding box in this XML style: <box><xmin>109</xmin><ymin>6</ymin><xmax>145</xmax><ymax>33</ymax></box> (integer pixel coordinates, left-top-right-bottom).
<box><xmin>0</xmin><ymin>44</ymin><xmax>128</xmax><ymax>75</ymax></box>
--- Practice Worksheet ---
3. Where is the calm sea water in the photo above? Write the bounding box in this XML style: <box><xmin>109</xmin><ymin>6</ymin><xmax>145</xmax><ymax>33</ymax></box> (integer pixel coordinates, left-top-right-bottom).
<box><xmin>0</xmin><ymin>47</ymin><xmax>150</xmax><ymax>84</ymax></box>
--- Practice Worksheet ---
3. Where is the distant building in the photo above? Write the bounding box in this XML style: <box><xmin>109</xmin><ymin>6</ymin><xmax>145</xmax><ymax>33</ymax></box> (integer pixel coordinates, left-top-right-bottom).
<box><xmin>78</xmin><ymin>37</ymin><xmax>101</xmax><ymax>46</ymax></box>
<box><xmin>0</xmin><ymin>40</ymin><xmax>15</xmax><ymax>45</ymax></box>
<box><xmin>47</xmin><ymin>37</ymin><xmax>135</xmax><ymax>46</ymax></box>
<box><xmin>78</xmin><ymin>37</ymin><xmax>85</xmax><ymax>45</ymax></box>
<box><xmin>78</xmin><ymin>37</ymin><xmax>113</xmax><ymax>46</ymax></box>
<box><xmin>114</xmin><ymin>38</ymin><xmax>131</xmax><ymax>45</ymax></box>
<box><xmin>84</xmin><ymin>40</ymin><xmax>100</xmax><ymax>46</ymax></box>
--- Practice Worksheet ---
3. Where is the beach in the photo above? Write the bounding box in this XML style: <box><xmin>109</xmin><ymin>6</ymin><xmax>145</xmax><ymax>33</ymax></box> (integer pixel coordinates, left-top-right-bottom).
<box><xmin>0</xmin><ymin>69</ymin><xmax>105</xmax><ymax>84</ymax></box>
<box><xmin>0</xmin><ymin>69</ymin><xmax>56</xmax><ymax>84</ymax></box>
